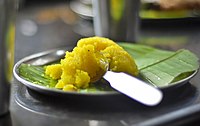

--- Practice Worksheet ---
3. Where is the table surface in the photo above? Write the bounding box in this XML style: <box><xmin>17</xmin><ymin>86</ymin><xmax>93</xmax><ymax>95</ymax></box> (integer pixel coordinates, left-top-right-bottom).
<box><xmin>2</xmin><ymin>1</ymin><xmax>200</xmax><ymax>126</ymax></box>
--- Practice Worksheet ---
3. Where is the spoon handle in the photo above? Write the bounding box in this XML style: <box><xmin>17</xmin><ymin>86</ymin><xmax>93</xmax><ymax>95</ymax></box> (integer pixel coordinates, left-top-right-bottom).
<box><xmin>103</xmin><ymin>71</ymin><xmax>163</xmax><ymax>106</ymax></box>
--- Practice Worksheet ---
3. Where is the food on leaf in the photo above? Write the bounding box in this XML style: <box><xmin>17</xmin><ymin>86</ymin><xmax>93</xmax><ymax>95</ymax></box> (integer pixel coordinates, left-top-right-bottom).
<box><xmin>45</xmin><ymin>37</ymin><xmax>138</xmax><ymax>91</ymax></box>
<box><xmin>18</xmin><ymin>38</ymin><xmax>199</xmax><ymax>92</ymax></box>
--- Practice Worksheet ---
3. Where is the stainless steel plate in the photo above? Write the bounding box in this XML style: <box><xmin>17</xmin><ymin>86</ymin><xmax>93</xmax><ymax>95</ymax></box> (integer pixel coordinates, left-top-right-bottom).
<box><xmin>13</xmin><ymin>48</ymin><xmax>198</xmax><ymax>96</ymax></box>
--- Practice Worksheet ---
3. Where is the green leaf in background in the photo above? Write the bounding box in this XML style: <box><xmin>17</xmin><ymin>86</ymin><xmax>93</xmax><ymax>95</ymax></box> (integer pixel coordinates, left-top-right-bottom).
<box><xmin>140</xmin><ymin>10</ymin><xmax>190</xmax><ymax>19</ymax></box>
<box><xmin>140</xmin><ymin>36</ymin><xmax>188</xmax><ymax>48</ymax></box>
<box><xmin>119</xmin><ymin>43</ymin><xmax>199</xmax><ymax>87</ymax></box>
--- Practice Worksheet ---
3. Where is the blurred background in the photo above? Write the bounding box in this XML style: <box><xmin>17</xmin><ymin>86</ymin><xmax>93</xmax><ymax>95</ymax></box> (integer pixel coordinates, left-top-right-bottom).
<box><xmin>15</xmin><ymin>0</ymin><xmax>200</xmax><ymax>61</ymax></box>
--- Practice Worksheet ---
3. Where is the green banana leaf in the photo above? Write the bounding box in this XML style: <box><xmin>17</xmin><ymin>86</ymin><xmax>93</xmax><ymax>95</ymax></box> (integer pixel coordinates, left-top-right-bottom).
<box><xmin>18</xmin><ymin>43</ymin><xmax>199</xmax><ymax>89</ymax></box>
<box><xmin>119</xmin><ymin>43</ymin><xmax>199</xmax><ymax>87</ymax></box>
<box><xmin>118</xmin><ymin>43</ymin><xmax>175</xmax><ymax>69</ymax></box>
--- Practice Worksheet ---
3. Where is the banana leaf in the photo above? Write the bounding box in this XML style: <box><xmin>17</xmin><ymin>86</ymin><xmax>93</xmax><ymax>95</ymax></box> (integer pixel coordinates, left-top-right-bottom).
<box><xmin>119</xmin><ymin>43</ymin><xmax>199</xmax><ymax>87</ymax></box>
<box><xmin>119</xmin><ymin>43</ymin><xmax>174</xmax><ymax>69</ymax></box>
<box><xmin>18</xmin><ymin>43</ymin><xmax>199</xmax><ymax>89</ymax></box>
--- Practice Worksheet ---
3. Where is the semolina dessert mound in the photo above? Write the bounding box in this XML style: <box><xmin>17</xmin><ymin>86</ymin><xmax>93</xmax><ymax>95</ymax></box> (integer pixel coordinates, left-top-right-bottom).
<box><xmin>45</xmin><ymin>37</ymin><xmax>138</xmax><ymax>91</ymax></box>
